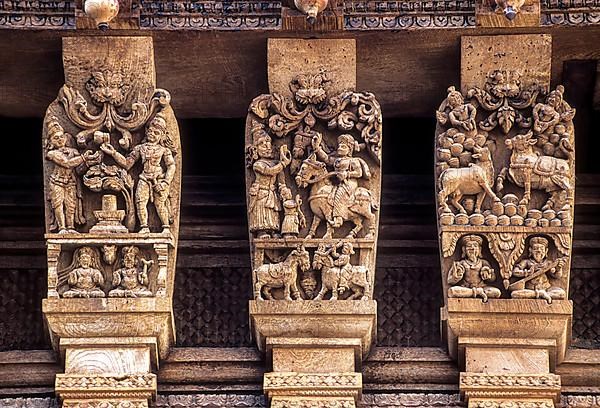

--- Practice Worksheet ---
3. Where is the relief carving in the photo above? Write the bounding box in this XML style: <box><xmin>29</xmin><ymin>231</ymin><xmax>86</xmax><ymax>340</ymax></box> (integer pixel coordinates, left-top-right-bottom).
<box><xmin>55</xmin><ymin>244</ymin><xmax>158</xmax><ymax>298</ymax></box>
<box><xmin>61</xmin><ymin>247</ymin><xmax>106</xmax><ymax>298</ymax></box>
<box><xmin>108</xmin><ymin>246</ymin><xmax>153</xmax><ymax>297</ymax></box>
<box><xmin>435</xmin><ymin>71</ymin><xmax>575</xmax><ymax>303</ymax></box>
<box><xmin>42</xmin><ymin>37</ymin><xmax>180</xmax><ymax>408</ymax></box>
<box><xmin>246</xmin><ymin>70</ymin><xmax>381</xmax><ymax>301</ymax></box>
<box><xmin>44</xmin><ymin>66</ymin><xmax>179</xmax><ymax>235</ymax></box>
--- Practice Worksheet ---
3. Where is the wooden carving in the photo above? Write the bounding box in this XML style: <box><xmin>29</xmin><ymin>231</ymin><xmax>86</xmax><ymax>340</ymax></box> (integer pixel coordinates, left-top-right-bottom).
<box><xmin>435</xmin><ymin>72</ymin><xmax>575</xmax><ymax>304</ymax></box>
<box><xmin>245</xmin><ymin>70</ymin><xmax>382</xmax><ymax>301</ymax></box>
<box><xmin>42</xmin><ymin>37</ymin><xmax>181</xmax><ymax>300</ymax></box>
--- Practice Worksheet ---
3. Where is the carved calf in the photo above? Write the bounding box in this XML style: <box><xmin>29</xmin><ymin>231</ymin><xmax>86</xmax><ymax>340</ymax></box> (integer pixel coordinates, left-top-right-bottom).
<box><xmin>438</xmin><ymin>146</ymin><xmax>500</xmax><ymax>214</ymax></box>
<box><xmin>497</xmin><ymin>131</ymin><xmax>571</xmax><ymax>211</ymax></box>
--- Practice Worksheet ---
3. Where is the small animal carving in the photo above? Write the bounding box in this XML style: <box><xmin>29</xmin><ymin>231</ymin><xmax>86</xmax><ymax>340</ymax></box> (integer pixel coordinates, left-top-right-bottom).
<box><xmin>253</xmin><ymin>245</ymin><xmax>310</xmax><ymax>300</ymax></box>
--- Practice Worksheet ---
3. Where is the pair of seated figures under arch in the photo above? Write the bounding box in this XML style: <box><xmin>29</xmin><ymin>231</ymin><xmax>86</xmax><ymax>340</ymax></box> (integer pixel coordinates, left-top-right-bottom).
<box><xmin>448</xmin><ymin>235</ymin><xmax>566</xmax><ymax>303</ymax></box>
<box><xmin>62</xmin><ymin>246</ymin><xmax>153</xmax><ymax>298</ymax></box>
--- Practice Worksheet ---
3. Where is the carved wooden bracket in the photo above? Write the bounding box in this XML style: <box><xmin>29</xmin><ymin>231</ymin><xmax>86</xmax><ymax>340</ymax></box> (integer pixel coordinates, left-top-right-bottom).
<box><xmin>247</xmin><ymin>39</ymin><xmax>379</xmax><ymax>408</ymax></box>
<box><xmin>41</xmin><ymin>36</ymin><xmax>181</xmax><ymax>407</ymax></box>
<box><xmin>436</xmin><ymin>35</ymin><xmax>575</xmax><ymax>408</ymax></box>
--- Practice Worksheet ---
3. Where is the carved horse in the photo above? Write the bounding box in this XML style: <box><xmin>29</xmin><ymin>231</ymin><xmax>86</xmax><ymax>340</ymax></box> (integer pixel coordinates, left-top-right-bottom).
<box><xmin>312</xmin><ymin>247</ymin><xmax>370</xmax><ymax>301</ymax></box>
<box><xmin>496</xmin><ymin>131</ymin><xmax>571</xmax><ymax>211</ymax></box>
<box><xmin>253</xmin><ymin>245</ymin><xmax>310</xmax><ymax>301</ymax></box>
<box><xmin>295</xmin><ymin>153</ymin><xmax>377</xmax><ymax>239</ymax></box>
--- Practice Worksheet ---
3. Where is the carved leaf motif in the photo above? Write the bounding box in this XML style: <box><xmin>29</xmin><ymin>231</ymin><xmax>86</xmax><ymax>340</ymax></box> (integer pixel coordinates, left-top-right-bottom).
<box><xmin>487</xmin><ymin>232</ymin><xmax>527</xmax><ymax>281</ymax></box>
<box><xmin>249</xmin><ymin>94</ymin><xmax>272</xmax><ymax>119</ymax></box>
<box><xmin>441</xmin><ymin>232</ymin><xmax>463</xmax><ymax>258</ymax></box>
<box><xmin>551</xmin><ymin>233</ymin><xmax>571</xmax><ymax>257</ymax></box>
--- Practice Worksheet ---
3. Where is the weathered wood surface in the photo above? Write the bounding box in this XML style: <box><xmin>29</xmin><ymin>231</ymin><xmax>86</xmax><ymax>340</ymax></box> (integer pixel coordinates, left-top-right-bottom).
<box><xmin>1</xmin><ymin>346</ymin><xmax>600</xmax><ymax>395</ymax></box>
<box><xmin>1</xmin><ymin>27</ymin><xmax>600</xmax><ymax>119</ymax></box>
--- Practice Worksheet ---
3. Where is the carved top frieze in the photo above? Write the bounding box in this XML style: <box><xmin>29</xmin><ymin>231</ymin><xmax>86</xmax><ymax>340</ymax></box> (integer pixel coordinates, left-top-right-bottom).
<box><xmin>245</xmin><ymin>70</ymin><xmax>381</xmax><ymax>302</ymax></box>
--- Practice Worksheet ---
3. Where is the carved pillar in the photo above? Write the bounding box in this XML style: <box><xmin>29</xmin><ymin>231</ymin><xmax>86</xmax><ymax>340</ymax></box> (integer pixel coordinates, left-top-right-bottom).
<box><xmin>41</xmin><ymin>36</ymin><xmax>181</xmax><ymax>407</ymax></box>
<box><xmin>435</xmin><ymin>35</ymin><xmax>575</xmax><ymax>408</ymax></box>
<box><xmin>246</xmin><ymin>39</ymin><xmax>380</xmax><ymax>407</ymax></box>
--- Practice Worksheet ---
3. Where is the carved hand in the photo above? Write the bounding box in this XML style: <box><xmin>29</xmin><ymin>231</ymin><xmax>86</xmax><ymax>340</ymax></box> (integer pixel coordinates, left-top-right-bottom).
<box><xmin>280</xmin><ymin>145</ymin><xmax>291</xmax><ymax>167</ymax></box>
<box><xmin>100</xmin><ymin>143</ymin><xmax>116</xmax><ymax>156</ymax></box>
<box><xmin>83</xmin><ymin>150</ymin><xmax>101</xmax><ymax>165</ymax></box>
<box><xmin>311</xmin><ymin>133</ymin><xmax>322</xmax><ymax>150</ymax></box>
<box><xmin>480</xmin><ymin>266</ymin><xmax>493</xmax><ymax>281</ymax></box>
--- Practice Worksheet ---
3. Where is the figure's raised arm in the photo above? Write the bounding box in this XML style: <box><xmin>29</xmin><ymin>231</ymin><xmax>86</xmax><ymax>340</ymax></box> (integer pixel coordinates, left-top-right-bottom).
<box><xmin>100</xmin><ymin>143</ymin><xmax>140</xmax><ymax>170</ymax></box>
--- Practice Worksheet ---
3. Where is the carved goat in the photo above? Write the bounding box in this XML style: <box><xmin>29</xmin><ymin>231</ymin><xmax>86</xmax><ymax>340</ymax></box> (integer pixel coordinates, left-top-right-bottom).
<box><xmin>438</xmin><ymin>146</ymin><xmax>500</xmax><ymax>214</ymax></box>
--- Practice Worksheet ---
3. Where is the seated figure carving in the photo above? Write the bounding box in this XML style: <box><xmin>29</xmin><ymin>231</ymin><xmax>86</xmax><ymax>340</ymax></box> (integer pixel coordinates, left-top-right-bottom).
<box><xmin>109</xmin><ymin>246</ymin><xmax>153</xmax><ymax>297</ymax></box>
<box><xmin>63</xmin><ymin>246</ymin><xmax>105</xmax><ymax>298</ymax></box>
<box><xmin>448</xmin><ymin>235</ymin><xmax>501</xmax><ymax>302</ymax></box>
<box><xmin>509</xmin><ymin>237</ymin><xmax>566</xmax><ymax>303</ymax></box>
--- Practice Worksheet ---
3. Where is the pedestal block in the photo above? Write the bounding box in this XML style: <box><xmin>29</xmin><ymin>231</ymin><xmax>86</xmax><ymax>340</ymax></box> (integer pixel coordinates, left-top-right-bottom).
<box><xmin>444</xmin><ymin>299</ymin><xmax>572</xmax><ymax>407</ymax></box>
<box><xmin>250</xmin><ymin>301</ymin><xmax>376</xmax><ymax>407</ymax></box>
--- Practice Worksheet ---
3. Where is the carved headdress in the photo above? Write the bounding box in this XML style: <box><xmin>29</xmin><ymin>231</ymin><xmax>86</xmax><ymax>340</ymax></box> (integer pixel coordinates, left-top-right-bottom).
<box><xmin>147</xmin><ymin>112</ymin><xmax>176</xmax><ymax>152</ymax></box>
<box><xmin>45</xmin><ymin>116</ymin><xmax>71</xmax><ymax>151</ymax></box>
<box><xmin>530</xmin><ymin>236</ymin><xmax>549</xmax><ymax>247</ymax></box>
<box><xmin>57</xmin><ymin>246</ymin><xmax>103</xmax><ymax>287</ymax></box>
<box><xmin>245</xmin><ymin>121</ymin><xmax>272</xmax><ymax>166</ymax></box>
<box><xmin>462</xmin><ymin>235</ymin><xmax>483</xmax><ymax>246</ymax></box>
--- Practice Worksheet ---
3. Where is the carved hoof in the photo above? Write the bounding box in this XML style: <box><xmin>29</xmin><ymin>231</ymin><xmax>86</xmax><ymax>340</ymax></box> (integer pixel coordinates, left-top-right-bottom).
<box><xmin>305</xmin><ymin>234</ymin><xmax>313</xmax><ymax>240</ymax></box>
<box><xmin>139</xmin><ymin>227</ymin><xmax>150</xmax><ymax>234</ymax></box>
<box><xmin>364</xmin><ymin>232</ymin><xmax>374</xmax><ymax>239</ymax></box>
<box><xmin>361</xmin><ymin>296</ymin><xmax>369</xmax><ymax>301</ymax></box>
<box><xmin>285</xmin><ymin>297</ymin><xmax>293</xmax><ymax>301</ymax></box>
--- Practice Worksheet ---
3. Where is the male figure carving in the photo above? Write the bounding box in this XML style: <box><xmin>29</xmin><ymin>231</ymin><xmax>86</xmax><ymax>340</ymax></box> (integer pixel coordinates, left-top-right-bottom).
<box><xmin>109</xmin><ymin>246</ymin><xmax>153</xmax><ymax>297</ymax></box>
<box><xmin>101</xmin><ymin>114</ymin><xmax>176</xmax><ymax>233</ymax></box>
<box><xmin>448</xmin><ymin>235</ymin><xmax>501</xmax><ymax>302</ymax></box>
<box><xmin>510</xmin><ymin>236</ymin><xmax>566</xmax><ymax>303</ymax></box>
<box><xmin>311</xmin><ymin>133</ymin><xmax>374</xmax><ymax>237</ymax></box>
<box><xmin>45</xmin><ymin>117</ymin><xmax>99</xmax><ymax>233</ymax></box>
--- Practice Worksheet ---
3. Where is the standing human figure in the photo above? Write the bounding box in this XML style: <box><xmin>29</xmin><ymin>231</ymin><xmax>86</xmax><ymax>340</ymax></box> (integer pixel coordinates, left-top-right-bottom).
<box><xmin>246</xmin><ymin>128</ymin><xmax>291</xmax><ymax>238</ymax></box>
<box><xmin>45</xmin><ymin>117</ymin><xmax>99</xmax><ymax>233</ymax></box>
<box><xmin>100</xmin><ymin>113</ymin><xmax>176</xmax><ymax>233</ymax></box>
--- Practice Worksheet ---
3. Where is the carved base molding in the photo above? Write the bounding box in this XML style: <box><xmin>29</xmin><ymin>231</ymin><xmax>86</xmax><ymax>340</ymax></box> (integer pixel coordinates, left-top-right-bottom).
<box><xmin>61</xmin><ymin>399</ymin><xmax>149</xmax><ymax>408</ymax></box>
<box><xmin>468</xmin><ymin>399</ymin><xmax>555</xmax><ymax>408</ymax></box>
<box><xmin>250</xmin><ymin>300</ymin><xmax>376</xmax><ymax>406</ymax></box>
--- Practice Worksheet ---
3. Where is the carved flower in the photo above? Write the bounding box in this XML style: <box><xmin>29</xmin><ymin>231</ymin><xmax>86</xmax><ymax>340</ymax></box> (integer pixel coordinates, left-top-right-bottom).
<box><xmin>268</xmin><ymin>115</ymin><xmax>287</xmax><ymax>136</ymax></box>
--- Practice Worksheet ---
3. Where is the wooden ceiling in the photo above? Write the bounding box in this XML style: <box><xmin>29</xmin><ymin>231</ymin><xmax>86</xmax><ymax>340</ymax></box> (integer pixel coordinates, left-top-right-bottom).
<box><xmin>0</xmin><ymin>27</ymin><xmax>599</xmax><ymax>119</ymax></box>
